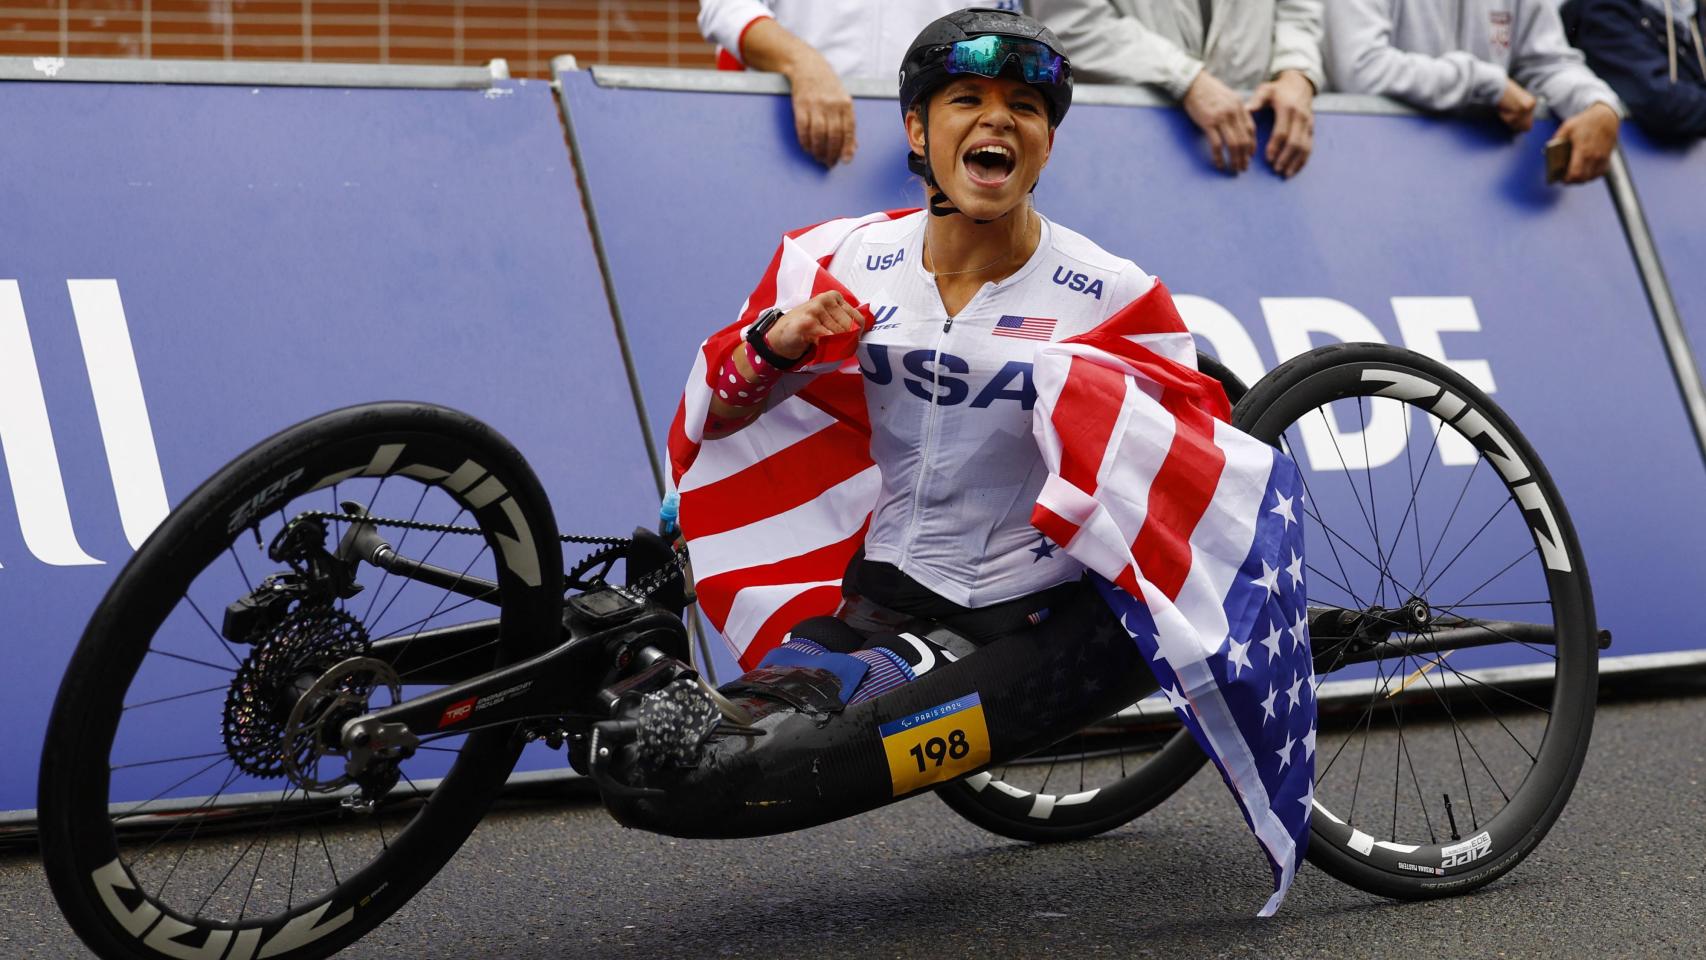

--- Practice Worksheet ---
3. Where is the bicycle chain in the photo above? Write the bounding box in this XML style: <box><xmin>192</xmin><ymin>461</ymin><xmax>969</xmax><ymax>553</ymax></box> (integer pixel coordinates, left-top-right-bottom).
<box><xmin>297</xmin><ymin>510</ymin><xmax>686</xmax><ymax>599</ymax></box>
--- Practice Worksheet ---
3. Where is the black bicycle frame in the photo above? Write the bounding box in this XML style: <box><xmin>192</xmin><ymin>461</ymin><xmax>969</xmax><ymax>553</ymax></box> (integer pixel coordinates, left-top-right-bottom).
<box><xmin>339</xmin><ymin>589</ymin><xmax>690</xmax><ymax>756</ymax></box>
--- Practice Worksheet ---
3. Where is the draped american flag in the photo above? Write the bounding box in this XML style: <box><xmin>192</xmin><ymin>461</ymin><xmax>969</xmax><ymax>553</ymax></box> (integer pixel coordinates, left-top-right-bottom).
<box><xmin>1029</xmin><ymin>302</ymin><xmax>1314</xmax><ymax>916</ymax></box>
<box><xmin>667</xmin><ymin>213</ymin><xmax>1314</xmax><ymax>914</ymax></box>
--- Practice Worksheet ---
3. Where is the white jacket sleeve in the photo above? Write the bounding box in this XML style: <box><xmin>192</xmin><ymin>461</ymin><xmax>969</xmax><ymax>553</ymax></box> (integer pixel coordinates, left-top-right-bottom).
<box><xmin>1508</xmin><ymin>1</ymin><xmax>1623</xmax><ymax>118</ymax></box>
<box><xmin>1269</xmin><ymin>0</ymin><xmax>1325</xmax><ymax>90</ymax></box>
<box><xmin>1028</xmin><ymin>0</ymin><xmax>1204</xmax><ymax>99</ymax></box>
<box><xmin>698</xmin><ymin>0</ymin><xmax>776</xmax><ymax>65</ymax></box>
<box><xmin>1325</xmin><ymin>0</ymin><xmax>1507</xmax><ymax>108</ymax></box>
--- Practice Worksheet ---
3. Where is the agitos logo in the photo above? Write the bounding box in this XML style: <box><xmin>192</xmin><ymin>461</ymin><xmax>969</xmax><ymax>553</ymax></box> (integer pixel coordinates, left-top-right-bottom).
<box><xmin>0</xmin><ymin>280</ymin><xmax>168</xmax><ymax>568</ymax></box>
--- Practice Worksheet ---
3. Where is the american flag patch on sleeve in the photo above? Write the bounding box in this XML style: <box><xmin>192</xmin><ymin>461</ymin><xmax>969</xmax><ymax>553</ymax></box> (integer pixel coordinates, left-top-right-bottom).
<box><xmin>993</xmin><ymin>314</ymin><xmax>1058</xmax><ymax>340</ymax></box>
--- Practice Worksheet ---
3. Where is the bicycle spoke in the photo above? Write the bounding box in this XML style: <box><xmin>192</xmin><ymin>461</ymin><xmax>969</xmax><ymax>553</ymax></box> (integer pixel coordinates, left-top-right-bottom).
<box><xmin>1429</xmin><ymin>547</ymin><xmax>1539</xmax><ymax>618</ymax></box>
<box><xmin>314</xmin><ymin>816</ymin><xmax>341</xmax><ymax>888</ymax></box>
<box><xmin>1318</xmin><ymin>405</ymin><xmax>1383</xmax><ymax>554</ymax></box>
<box><xmin>111</xmin><ymin>751</ymin><xmax>230</xmax><ymax>772</ymax></box>
<box><xmin>362</xmin><ymin>482</ymin><xmax>428</xmax><ymax>624</ymax></box>
<box><xmin>1412</xmin><ymin>657</ymin><xmax>1501</xmax><ymax>828</ymax></box>
<box><xmin>367</xmin><ymin>509</ymin><xmax>466</xmax><ymax>638</ymax></box>
<box><xmin>1310</xmin><ymin>559</ymin><xmax>1364</xmax><ymax>603</ymax></box>
<box><xmin>1420</xmin><ymin>606</ymin><xmax>1559</xmax><ymax>663</ymax></box>
<box><xmin>183</xmin><ymin>596</ymin><xmax>244</xmax><ymax>668</ymax></box>
<box><xmin>1301</xmin><ymin>501</ymin><xmax>1418</xmax><ymax>601</ymax></box>
<box><xmin>1389</xmin><ymin>692</ymin><xmax>1438</xmax><ymax>844</ymax></box>
<box><xmin>1420</xmin><ymin>457</ymin><xmax>1487</xmax><ymax>586</ymax></box>
<box><xmin>396</xmin><ymin>639</ymin><xmax>502</xmax><ymax>684</ymax></box>
<box><xmin>372</xmin><ymin>586</ymin><xmax>496</xmax><ymax>647</ymax></box>
<box><xmin>147</xmin><ymin>648</ymin><xmax>238</xmax><ymax>674</ymax></box>
<box><xmin>152</xmin><ymin>765</ymin><xmax>246</xmax><ymax>900</ymax></box>
<box><xmin>1285</xmin><ymin>432</ymin><xmax>1369</xmax><ymax>613</ymax></box>
<box><xmin>1356</xmin><ymin>397</ymin><xmax>1393</xmax><ymax>609</ymax></box>
<box><xmin>123</xmin><ymin>685</ymin><xmax>228</xmax><ymax>711</ymax></box>
<box><xmin>112</xmin><ymin>756</ymin><xmax>228</xmax><ymax>822</ymax></box>
<box><xmin>227</xmin><ymin>545</ymin><xmax>255</xmax><ymax>595</ymax></box>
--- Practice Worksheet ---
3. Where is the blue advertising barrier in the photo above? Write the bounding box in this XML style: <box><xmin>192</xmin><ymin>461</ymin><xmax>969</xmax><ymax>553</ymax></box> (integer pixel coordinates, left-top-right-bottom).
<box><xmin>0</xmin><ymin>73</ymin><xmax>654</xmax><ymax>813</ymax></box>
<box><xmin>559</xmin><ymin>68</ymin><xmax>1706</xmax><ymax>682</ymax></box>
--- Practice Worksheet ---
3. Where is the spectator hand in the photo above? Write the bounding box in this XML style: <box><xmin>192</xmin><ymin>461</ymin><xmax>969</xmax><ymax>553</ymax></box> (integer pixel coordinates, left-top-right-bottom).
<box><xmin>1555</xmin><ymin>102</ymin><xmax>1619</xmax><ymax>184</ymax></box>
<box><xmin>765</xmin><ymin>291</ymin><xmax>866</xmax><ymax>360</ymax></box>
<box><xmin>1183</xmin><ymin>70</ymin><xmax>1256</xmax><ymax>174</ymax></box>
<box><xmin>782</xmin><ymin>49</ymin><xmax>857</xmax><ymax>168</ymax></box>
<box><xmin>1246</xmin><ymin>70</ymin><xmax>1315</xmax><ymax>178</ymax></box>
<box><xmin>1497</xmin><ymin>79</ymin><xmax>1537</xmax><ymax>133</ymax></box>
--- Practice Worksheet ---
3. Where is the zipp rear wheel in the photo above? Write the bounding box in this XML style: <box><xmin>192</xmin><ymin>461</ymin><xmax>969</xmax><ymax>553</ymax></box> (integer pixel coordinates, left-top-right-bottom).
<box><xmin>38</xmin><ymin>402</ymin><xmax>562</xmax><ymax>960</ymax></box>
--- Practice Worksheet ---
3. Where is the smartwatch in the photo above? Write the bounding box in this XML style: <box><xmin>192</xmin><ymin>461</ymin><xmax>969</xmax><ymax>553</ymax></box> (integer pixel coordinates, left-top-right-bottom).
<box><xmin>745</xmin><ymin>308</ymin><xmax>806</xmax><ymax>370</ymax></box>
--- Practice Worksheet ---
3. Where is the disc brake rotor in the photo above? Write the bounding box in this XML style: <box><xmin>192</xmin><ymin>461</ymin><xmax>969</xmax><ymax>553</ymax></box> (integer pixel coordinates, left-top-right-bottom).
<box><xmin>280</xmin><ymin>656</ymin><xmax>403</xmax><ymax>793</ymax></box>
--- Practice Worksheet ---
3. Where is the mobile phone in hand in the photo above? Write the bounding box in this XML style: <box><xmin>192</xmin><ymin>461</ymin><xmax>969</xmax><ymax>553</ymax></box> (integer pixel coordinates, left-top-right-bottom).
<box><xmin>1545</xmin><ymin>138</ymin><xmax>1572</xmax><ymax>183</ymax></box>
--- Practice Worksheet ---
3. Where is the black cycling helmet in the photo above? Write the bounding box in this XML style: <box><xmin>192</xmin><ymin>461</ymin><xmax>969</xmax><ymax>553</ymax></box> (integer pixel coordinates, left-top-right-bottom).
<box><xmin>898</xmin><ymin>8</ymin><xmax>1074</xmax><ymax>220</ymax></box>
<box><xmin>899</xmin><ymin>7</ymin><xmax>1073</xmax><ymax>127</ymax></box>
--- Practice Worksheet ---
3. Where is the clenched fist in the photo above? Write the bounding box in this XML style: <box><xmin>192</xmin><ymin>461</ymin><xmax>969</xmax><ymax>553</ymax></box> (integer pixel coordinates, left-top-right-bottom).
<box><xmin>765</xmin><ymin>290</ymin><xmax>866</xmax><ymax>360</ymax></box>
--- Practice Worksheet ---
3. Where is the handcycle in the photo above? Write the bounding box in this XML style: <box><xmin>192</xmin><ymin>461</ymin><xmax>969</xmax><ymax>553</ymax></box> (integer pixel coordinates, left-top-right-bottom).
<box><xmin>37</xmin><ymin>342</ymin><xmax>1601</xmax><ymax>960</ymax></box>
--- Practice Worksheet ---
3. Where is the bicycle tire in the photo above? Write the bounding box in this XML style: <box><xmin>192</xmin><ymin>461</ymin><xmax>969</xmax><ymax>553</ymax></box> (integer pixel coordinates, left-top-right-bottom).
<box><xmin>39</xmin><ymin>402</ymin><xmax>563</xmax><ymax>960</ymax></box>
<box><xmin>1233</xmin><ymin>342</ymin><xmax>1597</xmax><ymax>899</ymax></box>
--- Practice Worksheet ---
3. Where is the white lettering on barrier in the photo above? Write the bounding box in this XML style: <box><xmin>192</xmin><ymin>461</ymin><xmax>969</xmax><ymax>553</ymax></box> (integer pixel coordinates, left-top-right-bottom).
<box><xmin>1261</xmin><ymin>297</ymin><xmax>1408</xmax><ymax>472</ymax></box>
<box><xmin>0</xmin><ymin>280</ymin><xmax>167</xmax><ymax>568</ymax></box>
<box><xmin>1391</xmin><ymin>296</ymin><xmax>1495</xmax><ymax>467</ymax></box>
<box><xmin>1176</xmin><ymin>294</ymin><xmax>1499</xmax><ymax>476</ymax></box>
<box><xmin>1174</xmin><ymin>294</ymin><xmax>1266</xmax><ymax>390</ymax></box>
<box><xmin>69</xmin><ymin>280</ymin><xmax>171</xmax><ymax>549</ymax></box>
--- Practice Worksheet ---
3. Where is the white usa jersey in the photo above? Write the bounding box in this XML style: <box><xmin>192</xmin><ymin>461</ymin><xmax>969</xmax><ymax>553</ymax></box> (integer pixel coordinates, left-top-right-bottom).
<box><xmin>823</xmin><ymin>210</ymin><xmax>1177</xmax><ymax>607</ymax></box>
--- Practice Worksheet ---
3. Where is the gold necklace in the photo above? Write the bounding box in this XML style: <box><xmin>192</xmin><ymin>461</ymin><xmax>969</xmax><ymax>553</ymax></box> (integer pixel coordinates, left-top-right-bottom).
<box><xmin>924</xmin><ymin>211</ymin><xmax>1034</xmax><ymax>278</ymax></box>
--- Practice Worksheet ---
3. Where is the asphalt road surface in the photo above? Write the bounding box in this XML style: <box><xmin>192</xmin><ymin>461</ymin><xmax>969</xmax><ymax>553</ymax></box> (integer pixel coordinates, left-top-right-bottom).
<box><xmin>5</xmin><ymin>683</ymin><xmax>1702</xmax><ymax>960</ymax></box>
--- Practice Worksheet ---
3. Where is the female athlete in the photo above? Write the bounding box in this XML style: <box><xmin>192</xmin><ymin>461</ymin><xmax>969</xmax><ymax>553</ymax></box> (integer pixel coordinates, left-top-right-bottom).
<box><xmin>647</xmin><ymin>6</ymin><xmax>1312</xmax><ymax>914</ymax></box>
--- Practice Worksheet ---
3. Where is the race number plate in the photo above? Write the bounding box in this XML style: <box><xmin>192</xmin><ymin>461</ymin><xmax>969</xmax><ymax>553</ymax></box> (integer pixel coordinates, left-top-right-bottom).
<box><xmin>879</xmin><ymin>693</ymin><xmax>992</xmax><ymax>797</ymax></box>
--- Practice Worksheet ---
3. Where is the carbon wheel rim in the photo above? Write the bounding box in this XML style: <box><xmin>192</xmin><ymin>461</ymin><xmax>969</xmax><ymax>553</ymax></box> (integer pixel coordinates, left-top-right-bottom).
<box><xmin>43</xmin><ymin>407</ymin><xmax>560</xmax><ymax>958</ymax></box>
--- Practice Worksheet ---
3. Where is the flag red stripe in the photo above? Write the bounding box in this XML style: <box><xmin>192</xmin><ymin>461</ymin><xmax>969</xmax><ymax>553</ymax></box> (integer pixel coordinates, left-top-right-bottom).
<box><xmin>694</xmin><ymin>523</ymin><xmax>869</xmax><ymax>626</ymax></box>
<box><xmin>1131</xmin><ymin>397</ymin><xmax>1224</xmax><ymax>601</ymax></box>
<box><xmin>679</xmin><ymin>424</ymin><xmax>875</xmax><ymax>539</ymax></box>
<box><xmin>1051</xmin><ymin>354</ymin><xmax>1125</xmax><ymax>496</ymax></box>
<box><xmin>798</xmin><ymin>374</ymin><xmax>873</xmax><ymax>439</ymax></box>
<box><xmin>1114</xmin><ymin>564</ymin><xmax>1143</xmax><ymax>600</ymax></box>
<box><xmin>1030</xmin><ymin>503</ymin><xmax>1082</xmax><ymax>553</ymax></box>
<box><xmin>742</xmin><ymin>584</ymin><xmax>846</xmax><ymax>668</ymax></box>
<box><xmin>1066</xmin><ymin>282</ymin><xmax>1230</xmax><ymax>423</ymax></box>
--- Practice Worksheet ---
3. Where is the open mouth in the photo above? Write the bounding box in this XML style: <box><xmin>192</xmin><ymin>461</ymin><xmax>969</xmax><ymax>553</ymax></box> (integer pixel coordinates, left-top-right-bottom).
<box><xmin>962</xmin><ymin>143</ymin><xmax>1016</xmax><ymax>186</ymax></box>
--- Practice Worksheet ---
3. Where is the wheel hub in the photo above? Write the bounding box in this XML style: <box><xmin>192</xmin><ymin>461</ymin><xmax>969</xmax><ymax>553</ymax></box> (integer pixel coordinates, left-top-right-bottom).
<box><xmin>280</xmin><ymin>656</ymin><xmax>403</xmax><ymax>793</ymax></box>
